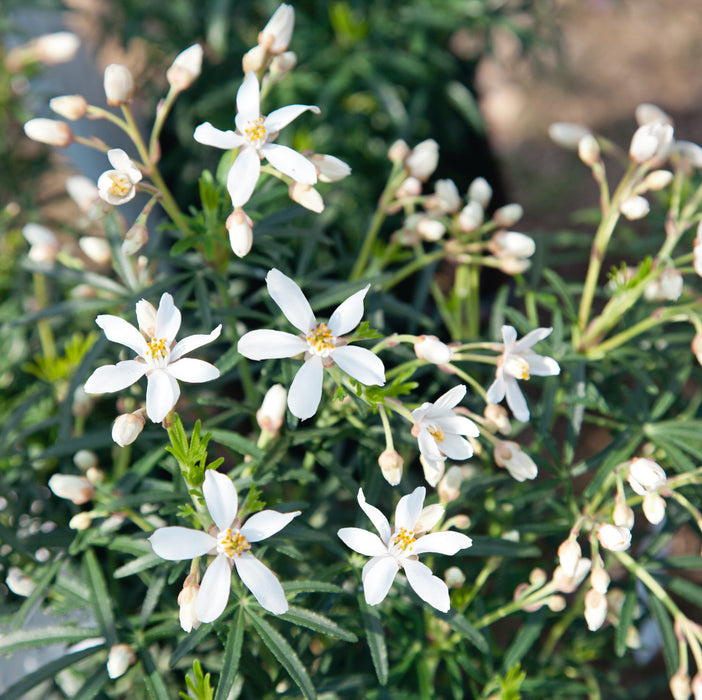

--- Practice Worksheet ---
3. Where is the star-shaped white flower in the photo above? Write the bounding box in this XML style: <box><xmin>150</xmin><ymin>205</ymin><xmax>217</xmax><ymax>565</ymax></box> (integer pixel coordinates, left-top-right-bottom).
<box><xmin>411</xmin><ymin>385</ymin><xmax>479</xmax><ymax>481</ymax></box>
<box><xmin>338</xmin><ymin>487</ymin><xmax>472</xmax><ymax>612</ymax></box>
<box><xmin>193</xmin><ymin>72</ymin><xmax>319</xmax><ymax>208</ymax></box>
<box><xmin>237</xmin><ymin>268</ymin><xmax>385</xmax><ymax>420</ymax></box>
<box><xmin>149</xmin><ymin>470</ymin><xmax>300</xmax><ymax>621</ymax></box>
<box><xmin>84</xmin><ymin>293</ymin><xmax>221</xmax><ymax>423</ymax></box>
<box><xmin>97</xmin><ymin>149</ymin><xmax>142</xmax><ymax>205</ymax></box>
<box><xmin>485</xmin><ymin>325</ymin><xmax>560</xmax><ymax>423</ymax></box>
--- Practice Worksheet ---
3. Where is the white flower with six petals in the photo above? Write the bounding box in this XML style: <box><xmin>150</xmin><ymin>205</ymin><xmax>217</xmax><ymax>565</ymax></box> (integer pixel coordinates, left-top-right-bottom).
<box><xmin>149</xmin><ymin>469</ymin><xmax>299</xmax><ymax>621</ymax></box>
<box><xmin>84</xmin><ymin>293</ymin><xmax>221</xmax><ymax>423</ymax></box>
<box><xmin>237</xmin><ymin>269</ymin><xmax>385</xmax><ymax>420</ymax></box>
<box><xmin>338</xmin><ymin>487</ymin><xmax>472</xmax><ymax>612</ymax></box>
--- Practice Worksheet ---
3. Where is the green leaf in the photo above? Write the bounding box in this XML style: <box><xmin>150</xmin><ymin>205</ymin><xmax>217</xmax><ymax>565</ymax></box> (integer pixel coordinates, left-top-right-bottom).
<box><xmin>246</xmin><ymin>608</ymin><xmax>317</xmax><ymax>699</ymax></box>
<box><xmin>615</xmin><ymin>588</ymin><xmax>637</xmax><ymax>658</ymax></box>
<box><xmin>214</xmin><ymin>607</ymin><xmax>244</xmax><ymax>700</ymax></box>
<box><xmin>433</xmin><ymin>608</ymin><xmax>488</xmax><ymax>654</ymax></box>
<box><xmin>71</xmin><ymin>666</ymin><xmax>110</xmax><ymax>700</ymax></box>
<box><xmin>502</xmin><ymin>613</ymin><xmax>546</xmax><ymax>671</ymax></box>
<box><xmin>282</xmin><ymin>580</ymin><xmax>344</xmax><ymax>596</ymax></box>
<box><xmin>667</xmin><ymin>576</ymin><xmax>702</xmax><ymax>608</ymax></box>
<box><xmin>281</xmin><ymin>605</ymin><xmax>357</xmax><ymax>642</ymax></box>
<box><xmin>358</xmin><ymin>593</ymin><xmax>388</xmax><ymax>685</ymax></box>
<box><xmin>141</xmin><ymin>645</ymin><xmax>171</xmax><ymax>700</ymax></box>
<box><xmin>648</xmin><ymin>592</ymin><xmax>678</xmax><ymax>675</ymax></box>
<box><xmin>169</xmin><ymin>623</ymin><xmax>213</xmax><ymax>668</ymax></box>
<box><xmin>0</xmin><ymin>626</ymin><xmax>103</xmax><ymax>654</ymax></box>
<box><xmin>11</xmin><ymin>555</ymin><xmax>62</xmax><ymax>631</ymax></box>
<box><xmin>114</xmin><ymin>552</ymin><xmax>163</xmax><ymax>579</ymax></box>
<box><xmin>209</xmin><ymin>428</ymin><xmax>265</xmax><ymax>461</ymax></box>
<box><xmin>84</xmin><ymin>548</ymin><xmax>117</xmax><ymax>647</ymax></box>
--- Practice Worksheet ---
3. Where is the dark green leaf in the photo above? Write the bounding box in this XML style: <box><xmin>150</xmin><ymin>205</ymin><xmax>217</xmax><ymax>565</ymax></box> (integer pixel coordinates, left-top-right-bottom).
<box><xmin>358</xmin><ymin>593</ymin><xmax>388</xmax><ymax>685</ymax></box>
<box><xmin>214</xmin><ymin>607</ymin><xmax>244</xmax><ymax>700</ymax></box>
<box><xmin>281</xmin><ymin>605</ymin><xmax>357</xmax><ymax>642</ymax></box>
<box><xmin>84</xmin><ymin>548</ymin><xmax>117</xmax><ymax>647</ymax></box>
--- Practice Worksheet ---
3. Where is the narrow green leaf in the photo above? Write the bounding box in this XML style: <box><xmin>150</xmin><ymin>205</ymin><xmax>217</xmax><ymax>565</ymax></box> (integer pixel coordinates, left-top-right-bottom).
<box><xmin>433</xmin><ymin>608</ymin><xmax>488</xmax><ymax>654</ymax></box>
<box><xmin>648</xmin><ymin>593</ymin><xmax>678</xmax><ymax>675</ymax></box>
<box><xmin>141</xmin><ymin>645</ymin><xmax>171</xmax><ymax>700</ymax></box>
<box><xmin>281</xmin><ymin>605</ymin><xmax>357</xmax><ymax>642</ymax></box>
<box><xmin>169</xmin><ymin>623</ymin><xmax>213</xmax><ymax>667</ymax></box>
<box><xmin>246</xmin><ymin>608</ymin><xmax>317</xmax><ymax>700</ymax></box>
<box><xmin>114</xmin><ymin>552</ymin><xmax>163</xmax><ymax>579</ymax></box>
<box><xmin>0</xmin><ymin>626</ymin><xmax>102</xmax><ymax>654</ymax></box>
<box><xmin>11</xmin><ymin>555</ymin><xmax>63</xmax><ymax>631</ymax></box>
<box><xmin>71</xmin><ymin>666</ymin><xmax>110</xmax><ymax>700</ymax></box>
<box><xmin>502</xmin><ymin>613</ymin><xmax>546</xmax><ymax>671</ymax></box>
<box><xmin>214</xmin><ymin>607</ymin><xmax>245</xmax><ymax>700</ymax></box>
<box><xmin>209</xmin><ymin>428</ymin><xmax>265</xmax><ymax>460</ymax></box>
<box><xmin>358</xmin><ymin>593</ymin><xmax>388</xmax><ymax>685</ymax></box>
<box><xmin>615</xmin><ymin>589</ymin><xmax>637</xmax><ymax>658</ymax></box>
<box><xmin>667</xmin><ymin>577</ymin><xmax>702</xmax><ymax>608</ymax></box>
<box><xmin>84</xmin><ymin>548</ymin><xmax>117</xmax><ymax>647</ymax></box>
<box><xmin>282</xmin><ymin>580</ymin><xmax>344</xmax><ymax>596</ymax></box>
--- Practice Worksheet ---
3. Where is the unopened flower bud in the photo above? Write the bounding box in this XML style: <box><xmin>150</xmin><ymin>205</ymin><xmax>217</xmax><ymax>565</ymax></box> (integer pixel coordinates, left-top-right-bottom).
<box><xmin>425</xmin><ymin>179</ymin><xmax>461</xmax><ymax>215</ymax></box>
<box><xmin>69</xmin><ymin>511</ymin><xmax>94</xmax><ymax>530</ymax></box>
<box><xmin>484</xmin><ymin>404</ymin><xmax>511</xmax><ymax>435</ymax></box>
<box><xmin>104</xmin><ymin>64</ymin><xmax>135</xmax><ymax>106</ymax></box>
<box><xmin>107</xmin><ymin>643</ymin><xmax>136</xmax><ymax>679</ymax></box>
<box><xmin>493</xmin><ymin>203</ymin><xmax>523</xmax><ymax>228</ymax></box>
<box><xmin>258</xmin><ymin>3</ymin><xmax>295</xmax><ymax>54</ymax></box>
<box><xmin>453</xmin><ymin>514</ymin><xmax>471</xmax><ymax>529</ymax></box>
<box><xmin>513</xmin><ymin>583</ymin><xmax>543</xmax><ymax>612</ymax></box>
<box><xmin>22</xmin><ymin>223</ymin><xmax>59</xmax><ymax>264</ymax></box>
<box><xmin>691</xmin><ymin>333</ymin><xmax>702</xmax><ymax>366</ymax></box>
<box><xmin>691</xmin><ymin>673</ymin><xmax>702</xmax><ymax>700</ymax></box>
<box><xmin>455</xmin><ymin>201</ymin><xmax>483</xmax><ymax>233</ymax></box>
<box><xmin>414</xmin><ymin>504</ymin><xmax>444</xmax><ymax>535</ymax></box>
<box><xmin>288</xmin><ymin>183</ymin><xmax>324</xmax><ymax>213</ymax></box>
<box><xmin>591</xmin><ymin>567</ymin><xmax>610</xmax><ymax>594</ymax></box>
<box><xmin>553</xmin><ymin>558</ymin><xmax>591</xmax><ymax>594</ymax></box>
<box><xmin>66</xmin><ymin>175</ymin><xmax>100</xmax><ymax>214</ymax></box>
<box><xmin>48</xmin><ymin>474</ymin><xmax>95</xmax><ymax>505</ymax></box>
<box><xmin>310</xmin><ymin>154</ymin><xmax>351</xmax><ymax>183</ymax></box>
<box><xmin>420</xmin><ymin>454</ymin><xmax>444</xmax><ymax>487</ymax></box>
<box><xmin>620</xmin><ymin>195</ymin><xmax>650</xmax><ymax>220</ymax></box>
<box><xmin>547</xmin><ymin>595</ymin><xmax>566</xmax><ymax>612</ymax></box>
<box><xmin>122</xmin><ymin>223</ymin><xmax>149</xmax><ymax>256</ymax></box>
<box><xmin>416</xmin><ymin>216</ymin><xmax>445</xmax><ymax>242</ymax></box>
<box><xmin>529</xmin><ymin>568</ymin><xmax>547</xmax><ymax>587</ymax></box>
<box><xmin>578</xmin><ymin>134</ymin><xmax>601</xmax><ymax>166</ymax></box>
<box><xmin>166</xmin><ymin>44</ymin><xmax>203</xmax><ymax>92</ymax></box>
<box><xmin>489</xmin><ymin>230</ymin><xmax>535</xmax><ymax>260</ymax></box>
<box><xmin>644</xmin><ymin>169</ymin><xmax>674</xmax><ymax>191</ymax></box>
<box><xmin>548</xmin><ymin>122</ymin><xmax>591</xmax><ymax>150</ymax></box>
<box><xmin>494</xmin><ymin>441</ymin><xmax>538</xmax><ymax>481</ymax></box>
<box><xmin>467</xmin><ymin>177</ymin><xmax>492</xmax><ymax>208</ymax></box>
<box><xmin>627</xmin><ymin>457</ymin><xmax>666</xmax><ymax>495</ymax></box>
<box><xmin>242</xmin><ymin>45</ymin><xmax>268</xmax><ymax>74</ymax></box>
<box><xmin>437</xmin><ymin>466</ymin><xmax>462</xmax><ymax>504</ymax></box>
<box><xmin>635</xmin><ymin>103</ymin><xmax>672</xmax><ymax>126</ymax></box>
<box><xmin>414</xmin><ymin>335</ymin><xmax>452</xmax><ymax>364</ymax></box>
<box><xmin>49</xmin><ymin>94</ymin><xmax>87</xmax><ymax>121</ymax></box>
<box><xmin>629</xmin><ymin>120</ymin><xmax>674</xmax><ymax>163</ymax></box>
<box><xmin>395</xmin><ymin>176</ymin><xmax>422</xmax><ymax>199</ymax></box>
<box><xmin>79</xmin><ymin>236</ymin><xmax>112</xmax><ymax>265</ymax></box>
<box><xmin>6</xmin><ymin>567</ymin><xmax>36</xmax><ymax>597</ymax></box>
<box><xmin>642</xmin><ymin>492</ymin><xmax>667</xmax><ymax>525</ymax></box>
<box><xmin>584</xmin><ymin>588</ymin><xmax>608</xmax><ymax>631</ymax></box>
<box><xmin>73</xmin><ymin>449</ymin><xmax>98</xmax><ymax>471</ymax></box>
<box><xmin>35</xmin><ymin>31</ymin><xmax>80</xmax><ymax>65</ymax></box>
<box><xmin>226</xmin><ymin>209</ymin><xmax>254</xmax><ymax>257</ymax></box>
<box><xmin>270</xmin><ymin>51</ymin><xmax>297</xmax><ymax>77</ymax></box>
<box><xmin>86</xmin><ymin>467</ymin><xmax>104</xmax><ymax>484</ymax></box>
<box><xmin>557</xmin><ymin>538</ymin><xmax>581</xmax><ymax>578</ymax></box>
<box><xmin>445</xmin><ymin>566</ymin><xmax>465</xmax><ymax>588</ymax></box>
<box><xmin>499</xmin><ymin>256</ymin><xmax>531</xmax><ymax>275</ymax></box>
<box><xmin>24</xmin><ymin>118</ymin><xmax>72</xmax><ymax>147</ymax></box>
<box><xmin>597</xmin><ymin>523</ymin><xmax>632</xmax><ymax>552</ymax></box>
<box><xmin>112</xmin><ymin>412</ymin><xmax>146</xmax><ymax>447</ymax></box>
<box><xmin>405</xmin><ymin>139</ymin><xmax>439</xmax><ymax>181</ymax></box>
<box><xmin>256</xmin><ymin>384</ymin><xmax>287</xmax><ymax>433</ymax></box>
<box><xmin>670</xmin><ymin>670</ymin><xmax>692</xmax><ymax>700</ymax></box>
<box><xmin>613</xmin><ymin>501</ymin><xmax>635</xmax><ymax>529</ymax></box>
<box><xmin>136</xmin><ymin>299</ymin><xmax>157</xmax><ymax>338</ymax></box>
<box><xmin>388</xmin><ymin>139</ymin><xmax>410</xmax><ymax>163</ymax></box>
<box><xmin>178</xmin><ymin>573</ymin><xmax>201</xmax><ymax>632</ymax></box>
<box><xmin>378</xmin><ymin>449</ymin><xmax>404</xmax><ymax>486</ymax></box>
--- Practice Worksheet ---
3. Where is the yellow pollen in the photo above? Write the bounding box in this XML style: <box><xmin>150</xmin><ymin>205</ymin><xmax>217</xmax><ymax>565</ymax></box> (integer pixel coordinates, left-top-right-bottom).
<box><xmin>109</xmin><ymin>172</ymin><xmax>132</xmax><ymax>197</ymax></box>
<box><xmin>147</xmin><ymin>337</ymin><xmax>168</xmax><ymax>359</ymax></box>
<box><xmin>306</xmin><ymin>323</ymin><xmax>334</xmax><ymax>353</ymax></box>
<box><xmin>428</xmin><ymin>425</ymin><xmax>445</xmax><ymax>443</ymax></box>
<box><xmin>217</xmin><ymin>528</ymin><xmax>251</xmax><ymax>558</ymax></box>
<box><xmin>393</xmin><ymin>527</ymin><xmax>416</xmax><ymax>551</ymax></box>
<box><xmin>245</xmin><ymin>117</ymin><xmax>266</xmax><ymax>143</ymax></box>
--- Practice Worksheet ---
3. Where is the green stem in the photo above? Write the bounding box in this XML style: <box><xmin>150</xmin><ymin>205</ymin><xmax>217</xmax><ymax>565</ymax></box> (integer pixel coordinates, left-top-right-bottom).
<box><xmin>148</xmin><ymin>86</ymin><xmax>178</xmax><ymax>161</ymax></box>
<box><xmin>380</xmin><ymin>248</ymin><xmax>445</xmax><ymax>292</ymax></box>
<box><xmin>33</xmin><ymin>273</ymin><xmax>56</xmax><ymax>361</ymax></box>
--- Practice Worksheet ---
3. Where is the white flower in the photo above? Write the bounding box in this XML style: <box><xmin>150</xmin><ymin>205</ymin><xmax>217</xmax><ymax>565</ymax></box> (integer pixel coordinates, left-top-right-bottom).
<box><xmin>627</xmin><ymin>457</ymin><xmax>666</xmax><ymax>495</ymax></box>
<box><xmin>97</xmin><ymin>149</ymin><xmax>142</xmax><ymax>205</ymax></box>
<box><xmin>237</xmin><ymin>269</ymin><xmax>385</xmax><ymax>420</ymax></box>
<box><xmin>337</xmin><ymin>487</ymin><xmax>472</xmax><ymax>611</ymax></box>
<box><xmin>494</xmin><ymin>440</ymin><xmax>538</xmax><ymax>481</ymax></box>
<box><xmin>411</xmin><ymin>385</ymin><xmax>479</xmax><ymax>481</ymax></box>
<box><xmin>149</xmin><ymin>470</ymin><xmax>299</xmax><ymax>620</ymax></box>
<box><xmin>194</xmin><ymin>72</ymin><xmax>319</xmax><ymax>208</ymax></box>
<box><xmin>486</xmin><ymin>325</ymin><xmax>560</xmax><ymax>423</ymax></box>
<box><xmin>84</xmin><ymin>293</ymin><xmax>221</xmax><ymax>423</ymax></box>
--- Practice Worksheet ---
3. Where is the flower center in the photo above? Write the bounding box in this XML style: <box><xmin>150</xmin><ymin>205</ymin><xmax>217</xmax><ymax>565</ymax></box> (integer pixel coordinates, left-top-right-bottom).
<box><xmin>504</xmin><ymin>355</ymin><xmax>530</xmax><ymax>381</ymax></box>
<box><xmin>392</xmin><ymin>527</ymin><xmax>416</xmax><ymax>552</ymax></box>
<box><xmin>427</xmin><ymin>425</ymin><xmax>445</xmax><ymax>443</ymax></box>
<box><xmin>108</xmin><ymin>172</ymin><xmax>132</xmax><ymax>198</ymax></box>
<box><xmin>306</xmin><ymin>323</ymin><xmax>335</xmax><ymax>356</ymax></box>
<box><xmin>216</xmin><ymin>528</ymin><xmax>251</xmax><ymax>559</ymax></box>
<box><xmin>147</xmin><ymin>337</ymin><xmax>169</xmax><ymax>360</ymax></box>
<box><xmin>244</xmin><ymin>117</ymin><xmax>267</xmax><ymax>146</ymax></box>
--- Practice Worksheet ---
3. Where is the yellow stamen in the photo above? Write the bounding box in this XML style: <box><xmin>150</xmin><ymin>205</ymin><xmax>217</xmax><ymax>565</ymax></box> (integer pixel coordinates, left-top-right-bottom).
<box><xmin>217</xmin><ymin>528</ymin><xmax>251</xmax><ymax>558</ymax></box>
<box><xmin>147</xmin><ymin>337</ymin><xmax>168</xmax><ymax>359</ymax></box>
<box><xmin>306</xmin><ymin>323</ymin><xmax>334</xmax><ymax>353</ymax></box>
<box><xmin>108</xmin><ymin>172</ymin><xmax>132</xmax><ymax>198</ymax></box>
<box><xmin>245</xmin><ymin>117</ymin><xmax>266</xmax><ymax>144</ymax></box>
<box><xmin>427</xmin><ymin>425</ymin><xmax>445</xmax><ymax>443</ymax></box>
<box><xmin>393</xmin><ymin>527</ymin><xmax>416</xmax><ymax>551</ymax></box>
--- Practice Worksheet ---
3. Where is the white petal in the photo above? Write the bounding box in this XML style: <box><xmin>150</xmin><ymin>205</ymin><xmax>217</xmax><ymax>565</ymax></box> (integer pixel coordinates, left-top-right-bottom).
<box><xmin>266</xmin><ymin>268</ymin><xmax>315</xmax><ymax>333</ymax></box>
<box><xmin>421</xmin><ymin>456</ymin><xmax>445</xmax><ymax>487</ymax></box>
<box><xmin>501</xmin><ymin>325</ymin><xmax>518</xmax><ymax>349</ymax></box>
<box><xmin>241</xmin><ymin>509</ymin><xmax>300</xmax><ymax>543</ymax></box>
<box><xmin>171</xmin><ymin>325</ymin><xmax>222</xmax><ymax>361</ymax></box>
<box><xmin>154</xmin><ymin>293</ymin><xmax>181</xmax><ymax>342</ymax></box>
<box><xmin>145</xmin><ymin>369</ymin><xmax>180</xmax><ymax>423</ymax></box>
<box><xmin>514</xmin><ymin>326</ymin><xmax>552</xmax><ymax>353</ymax></box>
<box><xmin>412</xmin><ymin>531</ymin><xmax>472</xmax><ymax>556</ymax></box>
<box><xmin>395</xmin><ymin>486</ymin><xmax>426</xmax><ymax>532</ymax></box>
<box><xmin>236</xmin><ymin>72</ymin><xmax>261</xmax><ymax>125</ymax></box>
<box><xmin>264</xmin><ymin>104</ymin><xmax>320</xmax><ymax>133</ymax></box>
<box><xmin>96</xmin><ymin>315</ymin><xmax>147</xmax><ymax>357</ymax></box>
<box><xmin>433</xmin><ymin>385</ymin><xmax>466</xmax><ymax>410</ymax></box>
<box><xmin>485</xmin><ymin>374</ymin><xmax>505</xmax><ymax>404</ymax></box>
<box><xmin>148</xmin><ymin>527</ymin><xmax>215</xmax><ymax>560</ymax></box>
<box><xmin>438</xmin><ymin>434</ymin><xmax>473</xmax><ymax>461</ymax></box>
<box><xmin>403</xmin><ymin>559</ymin><xmax>450</xmax><ymax>612</ymax></box>
<box><xmin>108</xmin><ymin>148</ymin><xmax>132</xmax><ymax>171</ymax></box>
<box><xmin>505</xmin><ymin>378</ymin><xmax>529</xmax><ymax>423</ymax></box>
<box><xmin>331</xmin><ymin>345</ymin><xmax>385</xmax><ymax>386</ymax></box>
<box><xmin>167</xmin><ymin>358</ymin><xmax>220</xmax><ymax>383</ymax></box>
<box><xmin>203</xmin><ymin>469</ymin><xmax>238</xmax><ymax>532</ymax></box>
<box><xmin>193</xmin><ymin>122</ymin><xmax>244</xmax><ymax>150</ymax></box>
<box><xmin>337</xmin><ymin>527</ymin><xmax>387</xmax><ymax>557</ymax></box>
<box><xmin>440</xmin><ymin>415</ymin><xmax>480</xmax><ymax>438</ymax></box>
<box><xmin>362</xmin><ymin>556</ymin><xmax>398</xmax><ymax>606</ymax></box>
<box><xmin>524</xmin><ymin>352</ymin><xmax>560</xmax><ymax>377</ymax></box>
<box><xmin>84</xmin><ymin>360</ymin><xmax>146</xmax><ymax>394</ymax></box>
<box><xmin>196</xmin><ymin>555</ymin><xmax>232</xmax><ymax>623</ymax></box>
<box><xmin>327</xmin><ymin>285</ymin><xmax>369</xmax><ymax>337</ymax></box>
<box><xmin>238</xmin><ymin>329</ymin><xmax>307</xmax><ymax>360</ymax></box>
<box><xmin>261</xmin><ymin>143</ymin><xmax>317</xmax><ymax>185</ymax></box>
<box><xmin>357</xmin><ymin>489</ymin><xmax>391</xmax><ymax>543</ymax></box>
<box><xmin>234</xmin><ymin>552</ymin><xmax>288</xmax><ymax>614</ymax></box>
<box><xmin>287</xmin><ymin>356</ymin><xmax>323</xmax><ymax>420</ymax></box>
<box><xmin>417</xmin><ymin>429</ymin><xmax>444</xmax><ymax>462</ymax></box>
<box><xmin>226</xmin><ymin>148</ymin><xmax>260</xmax><ymax>208</ymax></box>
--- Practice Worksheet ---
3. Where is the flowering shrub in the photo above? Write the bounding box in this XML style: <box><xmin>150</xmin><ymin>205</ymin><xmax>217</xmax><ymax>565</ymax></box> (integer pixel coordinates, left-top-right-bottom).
<box><xmin>3</xmin><ymin>4</ymin><xmax>702</xmax><ymax>699</ymax></box>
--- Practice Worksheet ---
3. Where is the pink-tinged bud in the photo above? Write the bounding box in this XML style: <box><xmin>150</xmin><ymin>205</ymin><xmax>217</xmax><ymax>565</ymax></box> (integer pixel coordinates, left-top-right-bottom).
<box><xmin>178</xmin><ymin>574</ymin><xmax>201</xmax><ymax>633</ymax></box>
<box><xmin>414</xmin><ymin>504</ymin><xmax>444</xmax><ymax>535</ymax></box>
<box><xmin>489</xmin><ymin>230</ymin><xmax>535</xmax><ymax>260</ymax></box>
<box><xmin>49</xmin><ymin>94</ymin><xmax>87</xmax><ymax>121</ymax></box>
<box><xmin>112</xmin><ymin>412</ymin><xmax>146</xmax><ymax>447</ymax></box>
<box><xmin>597</xmin><ymin>523</ymin><xmax>632</xmax><ymax>552</ymax></box>
<box><xmin>270</xmin><ymin>51</ymin><xmax>297</xmax><ymax>78</ymax></box>
<box><xmin>24</xmin><ymin>118</ymin><xmax>73</xmax><ymax>147</ymax></box>
<box><xmin>670</xmin><ymin>670</ymin><xmax>692</xmax><ymax>700</ymax></box>
<box><xmin>444</xmin><ymin>566</ymin><xmax>465</xmax><ymax>588</ymax></box>
<box><xmin>557</xmin><ymin>538</ymin><xmax>581</xmax><ymax>578</ymax></box>
<box><xmin>72</xmin><ymin>386</ymin><xmax>94</xmax><ymax>418</ymax></box>
<box><xmin>553</xmin><ymin>558</ymin><xmax>591</xmax><ymax>594</ymax></box>
<box><xmin>136</xmin><ymin>299</ymin><xmax>157</xmax><ymax>338</ymax></box>
<box><xmin>66</xmin><ymin>175</ymin><xmax>99</xmax><ymax>214</ymax></box>
<box><xmin>453</xmin><ymin>514</ymin><xmax>471</xmax><ymax>529</ymax></box>
<box><xmin>695</xmin><ymin>241</ymin><xmax>702</xmax><ymax>279</ymax></box>
<box><xmin>22</xmin><ymin>223</ymin><xmax>59</xmax><ymax>264</ymax></box>
<box><xmin>590</xmin><ymin>567</ymin><xmax>610</xmax><ymax>594</ymax></box>
<box><xmin>166</xmin><ymin>44</ymin><xmax>203</xmax><ymax>92</ymax></box>
<box><xmin>644</xmin><ymin>169</ymin><xmax>674</xmax><ymax>191</ymax></box>
<box><xmin>691</xmin><ymin>333</ymin><xmax>702</xmax><ymax>366</ymax></box>
<box><xmin>493</xmin><ymin>203</ymin><xmax>523</xmax><ymax>228</ymax></box>
<box><xmin>499</xmin><ymin>256</ymin><xmax>531</xmax><ymax>275</ymax></box>
<box><xmin>388</xmin><ymin>139</ymin><xmax>410</xmax><ymax>163</ymax></box>
<box><xmin>691</xmin><ymin>673</ymin><xmax>702</xmax><ymax>700</ymax></box>
<box><xmin>584</xmin><ymin>588</ymin><xmax>608</xmax><ymax>631</ymax></box>
<box><xmin>48</xmin><ymin>474</ymin><xmax>95</xmax><ymax>505</ymax></box>
<box><xmin>425</xmin><ymin>179</ymin><xmax>461</xmax><ymax>215</ymax></box>
<box><xmin>225</xmin><ymin>209</ymin><xmax>254</xmax><ymax>257</ymax></box>
<box><xmin>6</xmin><ymin>567</ymin><xmax>36</xmax><ymax>597</ymax></box>
<box><xmin>547</xmin><ymin>595</ymin><xmax>566</xmax><ymax>612</ymax></box>
<box><xmin>484</xmin><ymin>404</ymin><xmax>511</xmax><ymax>435</ymax></box>
<box><xmin>104</xmin><ymin>64</ymin><xmax>135</xmax><ymax>106</ymax></box>
<box><xmin>242</xmin><ymin>45</ymin><xmax>267</xmax><ymax>74</ymax></box>
<box><xmin>438</xmin><ymin>466</ymin><xmax>463</xmax><ymax>504</ymax></box>
<box><xmin>73</xmin><ymin>449</ymin><xmax>98</xmax><ymax>471</ymax></box>
<box><xmin>256</xmin><ymin>384</ymin><xmax>287</xmax><ymax>433</ymax></box>
<box><xmin>613</xmin><ymin>501</ymin><xmax>635</xmax><ymax>529</ymax></box>
<box><xmin>69</xmin><ymin>512</ymin><xmax>94</xmax><ymax>530</ymax></box>
<box><xmin>378</xmin><ymin>449</ymin><xmax>404</xmax><ymax>486</ymax></box>
<box><xmin>620</xmin><ymin>195</ymin><xmax>650</xmax><ymax>220</ymax></box>
<box><xmin>310</xmin><ymin>154</ymin><xmax>351</xmax><ymax>183</ymax></box>
<box><xmin>288</xmin><ymin>183</ymin><xmax>324</xmax><ymax>213</ymax></box>
<box><xmin>416</xmin><ymin>216</ymin><xmax>445</xmax><ymax>242</ymax></box>
<box><xmin>529</xmin><ymin>568</ymin><xmax>547</xmax><ymax>587</ymax></box>
<box><xmin>405</xmin><ymin>139</ymin><xmax>439</xmax><ymax>181</ymax></box>
<box><xmin>629</xmin><ymin>120</ymin><xmax>674</xmax><ymax>163</ymax></box>
<box><xmin>79</xmin><ymin>236</ymin><xmax>111</xmax><ymax>266</ymax></box>
<box><xmin>635</xmin><ymin>102</ymin><xmax>672</xmax><ymax>127</ymax></box>
<box><xmin>642</xmin><ymin>492</ymin><xmax>667</xmax><ymax>525</ymax></box>
<box><xmin>457</xmin><ymin>200</ymin><xmax>484</xmax><ymax>232</ymax></box>
<box><xmin>122</xmin><ymin>223</ymin><xmax>149</xmax><ymax>256</ymax></box>
<box><xmin>258</xmin><ymin>3</ymin><xmax>295</xmax><ymax>54</ymax></box>
<box><xmin>548</xmin><ymin>122</ymin><xmax>591</xmax><ymax>150</ymax></box>
<box><xmin>513</xmin><ymin>583</ymin><xmax>543</xmax><ymax>612</ymax></box>
<box><xmin>494</xmin><ymin>441</ymin><xmax>538</xmax><ymax>481</ymax></box>
<box><xmin>395</xmin><ymin>176</ymin><xmax>422</xmax><ymax>199</ymax></box>
<box><xmin>107</xmin><ymin>643</ymin><xmax>136</xmax><ymax>679</ymax></box>
<box><xmin>578</xmin><ymin>134</ymin><xmax>601</xmax><ymax>166</ymax></box>
<box><xmin>627</xmin><ymin>457</ymin><xmax>666</xmax><ymax>495</ymax></box>
<box><xmin>414</xmin><ymin>335</ymin><xmax>452</xmax><ymax>365</ymax></box>
<box><xmin>420</xmin><ymin>454</ymin><xmax>444</xmax><ymax>487</ymax></box>
<box><xmin>467</xmin><ymin>177</ymin><xmax>492</xmax><ymax>208</ymax></box>
<box><xmin>86</xmin><ymin>466</ymin><xmax>104</xmax><ymax>484</ymax></box>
